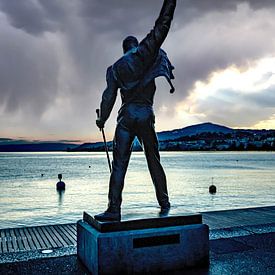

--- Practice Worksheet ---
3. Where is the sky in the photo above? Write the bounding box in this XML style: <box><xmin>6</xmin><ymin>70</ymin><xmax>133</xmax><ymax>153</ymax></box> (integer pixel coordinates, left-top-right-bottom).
<box><xmin>0</xmin><ymin>0</ymin><xmax>275</xmax><ymax>143</ymax></box>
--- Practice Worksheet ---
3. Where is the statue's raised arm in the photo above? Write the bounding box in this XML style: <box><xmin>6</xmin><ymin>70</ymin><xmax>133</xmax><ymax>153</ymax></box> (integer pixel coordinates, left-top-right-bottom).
<box><xmin>138</xmin><ymin>0</ymin><xmax>177</xmax><ymax>64</ymax></box>
<box><xmin>112</xmin><ymin>0</ymin><xmax>177</xmax><ymax>91</ymax></box>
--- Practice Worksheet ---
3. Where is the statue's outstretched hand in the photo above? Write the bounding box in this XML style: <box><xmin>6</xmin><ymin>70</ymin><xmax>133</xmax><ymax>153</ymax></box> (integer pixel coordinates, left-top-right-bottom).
<box><xmin>96</xmin><ymin>108</ymin><xmax>105</xmax><ymax>129</ymax></box>
<box><xmin>96</xmin><ymin>118</ymin><xmax>105</xmax><ymax>129</ymax></box>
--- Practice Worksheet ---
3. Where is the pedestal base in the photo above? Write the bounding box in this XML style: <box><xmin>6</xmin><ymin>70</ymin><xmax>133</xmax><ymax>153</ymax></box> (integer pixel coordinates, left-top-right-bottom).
<box><xmin>77</xmin><ymin>212</ymin><xmax>209</xmax><ymax>274</ymax></box>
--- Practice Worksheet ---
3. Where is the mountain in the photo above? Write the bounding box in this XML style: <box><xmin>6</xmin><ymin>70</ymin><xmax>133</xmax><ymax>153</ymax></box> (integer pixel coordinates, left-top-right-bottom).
<box><xmin>157</xmin><ymin>122</ymin><xmax>233</xmax><ymax>141</ymax></box>
<box><xmin>0</xmin><ymin>142</ymin><xmax>78</xmax><ymax>152</ymax></box>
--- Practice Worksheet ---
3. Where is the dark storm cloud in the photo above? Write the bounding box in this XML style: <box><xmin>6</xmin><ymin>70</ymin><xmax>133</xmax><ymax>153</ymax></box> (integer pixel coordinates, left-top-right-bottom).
<box><xmin>0</xmin><ymin>0</ymin><xmax>70</xmax><ymax>35</ymax></box>
<box><xmin>0</xmin><ymin>0</ymin><xmax>53</xmax><ymax>34</ymax></box>
<box><xmin>79</xmin><ymin>0</ymin><xmax>275</xmax><ymax>33</ymax></box>
<box><xmin>0</xmin><ymin>0</ymin><xmax>275</xmax><ymax>139</ymax></box>
<box><xmin>0</xmin><ymin>19</ymin><xmax>59</xmax><ymax>117</ymax></box>
<box><xmin>3</xmin><ymin>0</ymin><xmax>274</xmax><ymax>36</ymax></box>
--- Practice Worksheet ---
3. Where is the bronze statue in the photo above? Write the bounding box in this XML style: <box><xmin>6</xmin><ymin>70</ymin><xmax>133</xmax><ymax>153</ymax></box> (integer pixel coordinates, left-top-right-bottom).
<box><xmin>95</xmin><ymin>0</ymin><xmax>177</xmax><ymax>221</ymax></box>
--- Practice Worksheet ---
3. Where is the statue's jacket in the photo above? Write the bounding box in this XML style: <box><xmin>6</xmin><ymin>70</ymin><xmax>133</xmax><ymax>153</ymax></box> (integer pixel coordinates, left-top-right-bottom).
<box><xmin>100</xmin><ymin>0</ymin><xmax>177</xmax><ymax>123</ymax></box>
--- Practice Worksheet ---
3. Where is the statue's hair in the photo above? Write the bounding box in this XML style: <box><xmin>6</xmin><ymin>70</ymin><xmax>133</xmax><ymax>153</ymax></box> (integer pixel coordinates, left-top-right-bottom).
<box><xmin>122</xmin><ymin>36</ymin><xmax>139</xmax><ymax>53</ymax></box>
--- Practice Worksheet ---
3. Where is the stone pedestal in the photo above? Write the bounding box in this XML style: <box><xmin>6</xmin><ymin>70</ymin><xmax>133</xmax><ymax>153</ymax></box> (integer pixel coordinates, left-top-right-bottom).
<box><xmin>77</xmin><ymin>211</ymin><xmax>209</xmax><ymax>275</ymax></box>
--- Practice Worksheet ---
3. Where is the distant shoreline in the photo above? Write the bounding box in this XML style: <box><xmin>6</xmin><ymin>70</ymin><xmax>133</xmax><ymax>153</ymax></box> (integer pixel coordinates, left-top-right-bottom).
<box><xmin>1</xmin><ymin>122</ymin><xmax>275</xmax><ymax>152</ymax></box>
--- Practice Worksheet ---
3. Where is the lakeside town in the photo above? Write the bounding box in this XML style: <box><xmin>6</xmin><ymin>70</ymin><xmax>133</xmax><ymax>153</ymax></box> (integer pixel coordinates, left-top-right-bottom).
<box><xmin>158</xmin><ymin>130</ymin><xmax>275</xmax><ymax>151</ymax></box>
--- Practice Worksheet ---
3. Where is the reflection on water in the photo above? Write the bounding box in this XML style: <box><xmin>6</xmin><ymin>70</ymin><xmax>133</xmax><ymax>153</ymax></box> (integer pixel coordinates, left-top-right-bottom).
<box><xmin>0</xmin><ymin>151</ymin><xmax>275</xmax><ymax>229</ymax></box>
<box><xmin>57</xmin><ymin>189</ymin><xmax>65</xmax><ymax>206</ymax></box>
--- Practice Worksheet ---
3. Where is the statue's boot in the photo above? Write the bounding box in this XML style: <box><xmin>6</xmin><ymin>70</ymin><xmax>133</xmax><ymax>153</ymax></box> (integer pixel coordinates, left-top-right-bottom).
<box><xmin>159</xmin><ymin>202</ymin><xmax>171</xmax><ymax>217</ymax></box>
<box><xmin>94</xmin><ymin>208</ymin><xmax>121</xmax><ymax>222</ymax></box>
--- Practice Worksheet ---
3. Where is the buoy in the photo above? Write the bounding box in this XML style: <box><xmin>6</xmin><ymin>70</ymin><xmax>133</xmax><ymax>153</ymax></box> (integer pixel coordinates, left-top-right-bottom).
<box><xmin>209</xmin><ymin>185</ymin><xmax>217</xmax><ymax>194</ymax></box>
<box><xmin>89</xmin><ymin>166</ymin><xmax>91</xmax><ymax>168</ymax></box>
<box><xmin>56</xmin><ymin>174</ymin><xmax>66</xmax><ymax>190</ymax></box>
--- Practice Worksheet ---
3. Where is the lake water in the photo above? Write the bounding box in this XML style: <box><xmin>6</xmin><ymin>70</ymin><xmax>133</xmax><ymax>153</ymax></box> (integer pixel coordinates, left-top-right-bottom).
<box><xmin>0</xmin><ymin>151</ymin><xmax>275</xmax><ymax>229</ymax></box>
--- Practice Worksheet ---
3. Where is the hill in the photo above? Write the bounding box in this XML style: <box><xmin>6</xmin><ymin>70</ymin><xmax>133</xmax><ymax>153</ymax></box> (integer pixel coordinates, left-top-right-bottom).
<box><xmin>157</xmin><ymin>122</ymin><xmax>233</xmax><ymax>141</ymax></box>
<box><xmin>0</xmin><ymin>142</ymin><xmax>78</xmax><ymax>152</ymax></box>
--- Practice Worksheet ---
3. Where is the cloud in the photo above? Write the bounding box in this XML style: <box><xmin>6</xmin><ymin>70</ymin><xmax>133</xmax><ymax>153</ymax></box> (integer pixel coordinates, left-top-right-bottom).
<box><xmin>189</xmin><ymin>90</ymin><xmax>275</xmax><ymax>127</ymax></box>
<box><xmin>0</xmin><ymin>14</ymin><xmax>59</xmax><ymax>116</ymax></box>
<box><xmin>182</xmin><ymin>59</ymin><xmax>275</xmax><ymax>128</ymax></box>
<box><xmin>0</xmin><ymin>0</ymin><xmax>275</xmax><ymax>141</ymax></box>
<box><xmin>0</xmin><ymin>0</ymin><xmax>52</xmax><ymax>34</ymax></box>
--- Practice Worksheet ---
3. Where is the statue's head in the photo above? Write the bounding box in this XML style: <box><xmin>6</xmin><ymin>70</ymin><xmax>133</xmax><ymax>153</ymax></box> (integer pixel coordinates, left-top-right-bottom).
<box><xmin>122</xmin><ymin>36</ymin><xmax>139</xmax><ymax>54</ymax></box>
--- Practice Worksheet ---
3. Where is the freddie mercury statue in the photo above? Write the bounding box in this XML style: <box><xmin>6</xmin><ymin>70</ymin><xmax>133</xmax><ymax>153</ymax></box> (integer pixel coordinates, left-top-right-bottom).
<box><xmin>95</xmin><ymin>0</ymin><xmax>177</xmax><ymax>221</ymax></box>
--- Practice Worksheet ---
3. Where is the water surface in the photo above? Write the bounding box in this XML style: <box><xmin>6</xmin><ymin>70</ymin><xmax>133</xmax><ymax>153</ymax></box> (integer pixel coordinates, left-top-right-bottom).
<box><xmin>0</xmin><ymin>151</ymin><xmax>274</xmax><ymax>229</ymax></box>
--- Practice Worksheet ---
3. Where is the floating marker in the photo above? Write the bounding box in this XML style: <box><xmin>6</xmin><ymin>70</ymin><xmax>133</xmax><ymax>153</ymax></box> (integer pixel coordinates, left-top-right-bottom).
<box><xmin>209</xmin><ymin>185</ymin><xmax>217</xmax><ymax>194</ymax></box>
<box><xmin>56</xmin><ymin>173</ymin><xmax>66</xmax><ymax>190</ymax></box>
